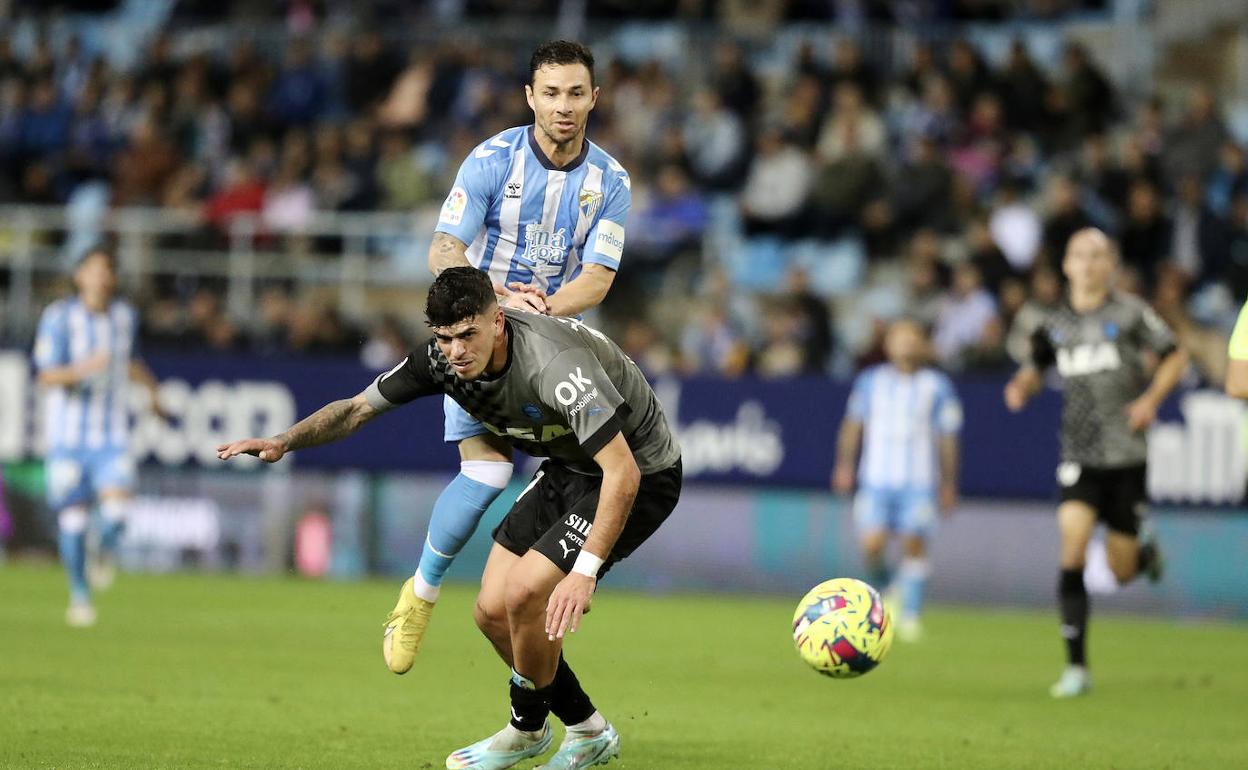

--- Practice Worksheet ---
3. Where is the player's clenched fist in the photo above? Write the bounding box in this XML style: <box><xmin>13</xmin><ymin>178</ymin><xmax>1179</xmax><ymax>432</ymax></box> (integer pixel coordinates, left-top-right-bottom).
<box><xmin>217</xmin><ymin>437</ymin><xmax>288</xmax><ymax>463</ymax></box>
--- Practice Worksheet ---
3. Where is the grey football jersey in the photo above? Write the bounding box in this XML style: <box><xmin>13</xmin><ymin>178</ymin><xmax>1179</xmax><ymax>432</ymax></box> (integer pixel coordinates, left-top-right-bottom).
<box><xmin>1030</xmin><ymin>292</ymin><xmax>1176</xmax><ymax>468</ymax></box>
<box><xmin>365</xmin><ymin>309</ymin><xmax>681</xmax><ymax>475</ymax></box>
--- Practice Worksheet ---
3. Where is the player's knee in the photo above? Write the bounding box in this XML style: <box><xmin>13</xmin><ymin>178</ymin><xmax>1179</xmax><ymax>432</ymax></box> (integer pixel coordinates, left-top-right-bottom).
<box><xmin>504</xmin><ymin>576</ymin><xmax>545</xmax><ymax>619</ymax></box>
<box><xmin>474</xmin><ymin>597</ymin><xmax>508</xmax><ymax>638</ymax></box>
<box><xmin>1108</xmin><ymin>557</ymin><xmax>1137</xmax><ymax>584</ymax></box>
<box><xmin>58</xmin><ymin>506</ymin><xmax>88</xmax><ymax>534</ymax></box>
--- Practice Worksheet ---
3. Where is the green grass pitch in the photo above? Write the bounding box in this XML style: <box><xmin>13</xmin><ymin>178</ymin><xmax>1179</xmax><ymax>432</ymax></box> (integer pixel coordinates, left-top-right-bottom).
<box><xmin>1</xmin><ymin>563</ymin><xmax>1246</xmax><ymax>769</ymax></box>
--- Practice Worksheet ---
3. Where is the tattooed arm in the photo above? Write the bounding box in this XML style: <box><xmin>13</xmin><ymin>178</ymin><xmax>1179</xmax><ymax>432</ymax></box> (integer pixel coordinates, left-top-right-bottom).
<box><xmin>428</xmin><ymin>231</ymin><xmax>472</xmax><ymax>276</ymax></box>
<box><xmin>216</xmin><ymin>392</ymin><xmax>380</xmax><ymax>463</ymax></box>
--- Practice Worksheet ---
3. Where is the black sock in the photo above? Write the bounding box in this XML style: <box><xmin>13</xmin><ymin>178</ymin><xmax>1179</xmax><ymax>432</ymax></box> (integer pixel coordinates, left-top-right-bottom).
<box><xmin>509</xmin><ymin>671</ymin><xmax>552</xmax><ymax>733</ymax></box>
<box><xmin>549</xmin><ymin>655</ymin><xmax>596</xmax><ymax>726</ymax></box>
<box><xmin>1058</xmin><ymin>568</ymin><xmax>1088</xmax><ymax>667</ymax></box>
<box><xmin>1136</xmin><ymin>542</ymin><xmax>1155</xmax><ymax>576</ymax></box>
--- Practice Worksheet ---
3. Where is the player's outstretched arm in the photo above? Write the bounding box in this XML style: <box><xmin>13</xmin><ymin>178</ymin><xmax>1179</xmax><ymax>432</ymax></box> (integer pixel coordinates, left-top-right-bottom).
<box><xmin>545</xmin><ymin>433</ymin><xmax>639</xmax><ymax>641</ymax></box>
<box><xmin>217</xmin><ymin>392</ymin><xmax>381</xmax><ymax>463</ymax></box>
<box><xmin>129</xmin><ymin>359</ymin><xmax>171</xmax><ymax>421</ymax></box>
<box><xmin>428</xmin><ymin>231</ymin><xmax>472</xmax><ymax>275</ymax></box>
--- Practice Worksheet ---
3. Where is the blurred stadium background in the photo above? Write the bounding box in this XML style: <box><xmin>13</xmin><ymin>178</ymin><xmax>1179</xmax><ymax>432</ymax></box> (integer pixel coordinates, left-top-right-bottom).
<box><xmin>2</xmin><ymin>1</ymin><xmax>1248</xmax><ymax>768</ymax></box>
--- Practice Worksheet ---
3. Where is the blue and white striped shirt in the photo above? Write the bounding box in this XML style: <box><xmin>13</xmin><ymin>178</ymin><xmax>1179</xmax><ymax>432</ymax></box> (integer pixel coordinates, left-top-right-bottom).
<box><xmin>846</xmin><ymin>364</ymin><xmax>963</xmax><ymax>491</ymax></box>
<box><xmin>435</xmin><ymin>125</ymin><xmax>631</xmax><ymax>294</ymax></box>
<box><xmin>33</xmin><ymin>297</ymin><xmax>138</xmax><ymax>453</ymax></box>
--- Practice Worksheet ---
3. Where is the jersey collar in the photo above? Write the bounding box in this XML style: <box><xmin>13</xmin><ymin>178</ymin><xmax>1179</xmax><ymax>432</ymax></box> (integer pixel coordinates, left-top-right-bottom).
<box><xmin>527</xmin><ymin>125</ymin><xmax>590</xmax><ymax>172</ymax></box>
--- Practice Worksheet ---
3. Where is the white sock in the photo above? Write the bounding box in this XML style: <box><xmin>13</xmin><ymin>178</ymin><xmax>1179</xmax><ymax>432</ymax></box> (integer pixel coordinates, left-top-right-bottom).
<box><xmin>412</xmin><ymin>570</ymin><xmax>440</xmax><ymax>603</ymax></box>
<box><xmin>566</xmin><ymin>710</ymin><xmax>607</xmax><ymax>737</ymax></box>
<box><xmin>488</xmin><ymin>723</ymin><xmax>545</xmax><ymax>751</ymax></box>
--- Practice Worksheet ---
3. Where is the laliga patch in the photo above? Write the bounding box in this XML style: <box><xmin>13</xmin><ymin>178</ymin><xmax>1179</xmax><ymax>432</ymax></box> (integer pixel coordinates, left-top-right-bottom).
<box><xmin>593</xmin><ymin>220</ymin><xmax>625</xmax><ymax>262</ymax></box>
<box><xmin>439</xmin><ymin>187</ymin><xmax>467</xmax><ymax>226</ymax></box>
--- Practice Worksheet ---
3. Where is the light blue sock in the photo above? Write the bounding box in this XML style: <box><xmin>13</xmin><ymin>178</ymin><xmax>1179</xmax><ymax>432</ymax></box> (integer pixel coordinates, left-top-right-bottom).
<box><xmin>99</xmin><ymin>499</ymin><xmax>127</xmax><ymax>556</ymax></box>
<box><xmin>898</xmin><ymin>557</ymin><xmax>930</xmax><ymax>620</ymax></box>
<box><xmin>415</xmin><ymin>461</ymin><xmax>512</xmax><ymax>597</ymax></box>
<box><xmin>58</xmin><ymin>507</ymin><xmax>90</xmax><ymax>603</ymax></box>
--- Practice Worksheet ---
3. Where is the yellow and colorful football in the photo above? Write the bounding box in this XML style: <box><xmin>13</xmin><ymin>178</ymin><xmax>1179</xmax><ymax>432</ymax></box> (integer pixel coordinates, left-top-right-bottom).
<box><xmin>792</xmin><ymin>578</ymin><xmax>894</xmax><ymax>678</ymax></box>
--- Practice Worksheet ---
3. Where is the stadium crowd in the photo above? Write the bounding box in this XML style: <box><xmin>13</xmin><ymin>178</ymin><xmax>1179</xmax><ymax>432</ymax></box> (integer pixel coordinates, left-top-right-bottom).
<box><xmin>0</xmin><ymin>13</ymin><xmax>1242</xmax><ymax>382</ymax></box>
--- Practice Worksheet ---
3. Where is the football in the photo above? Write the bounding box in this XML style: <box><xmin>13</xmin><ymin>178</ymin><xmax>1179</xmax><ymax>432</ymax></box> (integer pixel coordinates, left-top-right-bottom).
<box><xmin>792</xmin><ymin>578</ymin><xmax>894</xmax><ymax>678</ymax></box>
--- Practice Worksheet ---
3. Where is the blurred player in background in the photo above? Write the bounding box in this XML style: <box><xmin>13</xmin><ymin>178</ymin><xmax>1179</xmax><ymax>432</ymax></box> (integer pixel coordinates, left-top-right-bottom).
<box><xmin>833</xmin><ymin>319</ymin><xmax>962</xmax><ymax>642</ymax></box>
<box><xmin>220</xmin><ymin>268</ymin><xmax>680</xmax><ymax>770</ymax></box>
<box><xmin>382</xmin><ymin>40</ymin><xmax>632</xmax><ymax>675</ymax></box>
<box><xmin>1004</xmin><ymin>228</ymin><xmax>1187</xmax><ymax>698</ymax></box>
<box><xmin>32</xmin><ymin>247</ymin><xmax>163</xmax><ymax>627</ymax></box>
<box><xmin>1225</xmin><ymin>299</ymin><xmax>1248</xmax><ymax>397</ymax></box>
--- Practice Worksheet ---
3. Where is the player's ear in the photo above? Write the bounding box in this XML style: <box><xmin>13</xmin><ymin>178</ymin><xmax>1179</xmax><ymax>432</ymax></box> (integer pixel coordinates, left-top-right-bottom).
<box><xmin>524</xmin><ymin>83</ymin><xmax>535</xmax><ymax>111</ymax></box>
<box><xmin>589</xmin><ymin>85</ymin><xmax>599</xmax><ymax>109</ymax></box>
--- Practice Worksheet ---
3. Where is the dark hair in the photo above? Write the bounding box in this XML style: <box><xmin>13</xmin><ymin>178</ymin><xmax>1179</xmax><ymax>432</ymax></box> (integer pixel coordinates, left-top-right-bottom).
<box><xmin>76</xmin><ymin>244</ymin><xmax>117</xmax><ymax>271</ymax></box>
<box><xmin>529</xmin><ymin>40</ymin><xmax>595</xmax><ymax>86</ymax></box>
<box><xmin>425</xmin><ymin>267</ymin><xmax>496</xmax><ymax>327</ymax></box>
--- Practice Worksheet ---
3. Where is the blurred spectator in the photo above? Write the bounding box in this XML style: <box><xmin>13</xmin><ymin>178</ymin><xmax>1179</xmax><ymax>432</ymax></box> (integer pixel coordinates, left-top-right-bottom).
<box><xmin>960</xmin><ymin>314</ymin><xmax>1013</xmax><ymax>372</ymax></box>
<box><xmin>627</xmin><ymin>164</ymin><xmax>708</xmax><ymax>292</ymax></box>
<box><xmin>1007</xmin><ymin>264</ymin><xmax>1063</xmax><ymax>363</ymax></box>
<box><xmin>1119</xmin><ymin>179</ymin><xmax>1170</xmax><ymax>288</ymax></box>
<box><xmin>932</xmin><ymin>261</ymin><xmax>997</xmax><ymax>367</ymax></box>
<box><xmin>1059</xmin><ymin>44</ymin><xmax>1115</xmax><ymax>139</ymax></box>
<box><xmin>252</xmin><ymin>283</ymin><xmax>295</xmax><ymax>355</ymax></box>
<box><xmin>967</xmin><ymin>217</ymin><xmax>1017</xmax><ymax>294</ymax></box>
<box><xmin>753</xmin><ymin>303</ymin><xmax>808</xmax><ymax>378</ymax></box>
<box><xmin>905</xmin><ymin>232</ymin><xmax>948</xmax><ymax>328</ymax></box>
<box><xmin>204</xmin><ymin>158</ymin><xmax>266</xmax><ymax>236</ymax></box>
<box><xmin>891</xmin><ymin>135</ymin><xmax>954</xmax><ymax>235</ymax></box>
<box><xmin>988</xmin><ymin>182</ymin><xmax>1040</xmax><ymax>272</ymax></box>
<box><xmin>186</xmin><ymin>287</ymin><xmax>243</xmax><ymax>351</ymax></box>
<box><xmin>360</xmin><ymin>314</ymin><xmax>411</xmax><ymax>369</ymax></box>
<box><xmin>1041</xmin><ymin>175</ymin><xmax>1093</xmax><ymax>268</ymax></box>
<box><xmin>112</xmin><ymin>117</ymin><xmax>179</xmax><ymax>205</ymax></box>
<box><xmin>680</xmin><ymin>303</ymin><xmax>749</xmax><ymax>377</ymax></box>
<box><xmin>682</xmin><ymin>88</ymin><xmax>747</xmax><ymax>191</ymax></box>
<box><xmin>740</xmin><ymin>127</ymin><xmax>811</xmax><ymax>238</ymax></box>
<box><xmin>268</xmin><ymin>39</ymin><xmax>328</xmax><ymax>128</ymax></box>
<box><xmin>997</xmin><ymin>40</ymin><xmax>1048</xmax><ymax>132</ymax></box>
<box><xmin>1206</xmin><ymin>142</ymin><xmax>1248</xmax><ymax>218</ymax></box>
<box><xmin>783</xmin><ymin>267</ymin><xmax>834</xmax><ymax>373</ymax></box>
<box><xmin>1225</xmin><ymin>194</ymin><xmax>1248</xmax><ymax>300</ymax></box>
<box><xmin>376</xmin><ymin>129</ymin><xmax>431</xmax><ymax>210</ymax></box>
<box><xmin>711</xmin><ymin>41</ymin><xmax>759</xmax><ymax>118</ymax></box>
<box><xmin>345</xmin><ymin>30</ymin><xmax>401</xmax><ymax>114</ymax></box>
<box><xmin>1170</xmin><ymin>173</ymin><xmax>1226</xmax><ymax>287</ymax></box>
<box><xmin>1163</xmin><ymin>87</ymin><xmax>1228</xmax><ymax>186</ymax></box>
<box><xmin>620</xmin><ymin>318</ymin><xmax>676</xmax><ymax>378</ymax></box>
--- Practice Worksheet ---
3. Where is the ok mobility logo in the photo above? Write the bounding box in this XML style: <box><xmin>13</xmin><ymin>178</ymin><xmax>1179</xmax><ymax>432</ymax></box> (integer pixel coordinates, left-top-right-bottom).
<box><xmin>553</xmin><ymin>367</ymin><xmax>599</xmax><ymax>417</ymax></box>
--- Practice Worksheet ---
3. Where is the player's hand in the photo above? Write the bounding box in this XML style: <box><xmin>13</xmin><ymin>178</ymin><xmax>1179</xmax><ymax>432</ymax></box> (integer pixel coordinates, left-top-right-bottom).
<box><xmin>1003</xmin><ymin>378</ymin><xmax>1029</xmax><ymax>412</ymax></box>
<box><xmin>1124</xmin><ymin>394</ymin><xmax>1159</xmax><ymax>432</ymax></box>
<box><xmin>832</xmin><ymin>464</ymin><xmax>855</xmax><ymax>495</ymax></box>
<box><xmin>500</xmin><ymin>291</ymin><xmax>548</xmax><ymax>314</ymax></box>
<box><xmin>546</xmin><ymin>572</ymin><xmax>596</xmax><ymax>640</ymax></box>
<box><xmin>216</xmin><ymin>437</ymin><xmax>288</xmax><ymax>463</ymax></box>
<box><xmin>939</xmin><ymin>482</ymin><xmax>958</xmax><ymax>517</ymax></box>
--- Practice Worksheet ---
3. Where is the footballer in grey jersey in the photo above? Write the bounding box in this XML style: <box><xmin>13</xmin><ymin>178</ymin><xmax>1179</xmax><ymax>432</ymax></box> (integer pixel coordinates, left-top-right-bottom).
<box><xmin>363</xmin><ymin>307</ymin><xmax>680</xmax><ymax>476</ymax></box>
<box><xmin>1005</xmin><ymin>228</ymin><xmax>1186</xmax><ymax>699</ymax></box>
<box><xmin>1029</xmin><ymin>292</ymin><xmax>1176</xmax><ymax>468</ymax></box>
<box><xmin>218</xmin><ymin>265</ymin><xmax>681</xmax><ymax>765</ymax></box>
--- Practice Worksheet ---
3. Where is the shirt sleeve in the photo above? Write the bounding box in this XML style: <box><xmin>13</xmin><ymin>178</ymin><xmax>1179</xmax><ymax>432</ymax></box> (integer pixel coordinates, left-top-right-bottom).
<box><xmin>582</xmin><ymin>163</ymin><xmax>631</xmax><ymax>271</ymax></box>
<box><xmin>1134</xmin><ymin>302</ymin><xmax>1177</xmax><ymax>357</ymax></box>
<box><xmin>538</xmin><ymin>347</ymin><xmax>630</xmax><ymax>459</ymax></box>
<box><xmin>1029</xmin><ymin>325</ymin><xmax>1056</xmax><ymax>370</ymax></box>
<box><xmin>932</xmin><ymin>375</ymin><xmax>963</xmax><ymax>436</ymax></box>
<box><xmin>32</xmin><ymin>304</ymin><xmax>69</xmax><ymax>370</ymax></box>
<box><xmin>365</xmin><ymin>345</ymin><xmax>442</xmax><ymax>411</ymax></box>
<box><xmin>1230</xmin><ymin>300</ymin><xmax>1248</xmax><ymax>361</ymax></box>
<box><xmin>433</xmin><ymin>146</ymin><xmax>502</xmax><ymax>246</ymax></box>
<box><xmin>845</xmin><ymin>370</ymin><xmax>870</xmax><ymax>422</ymax></box>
